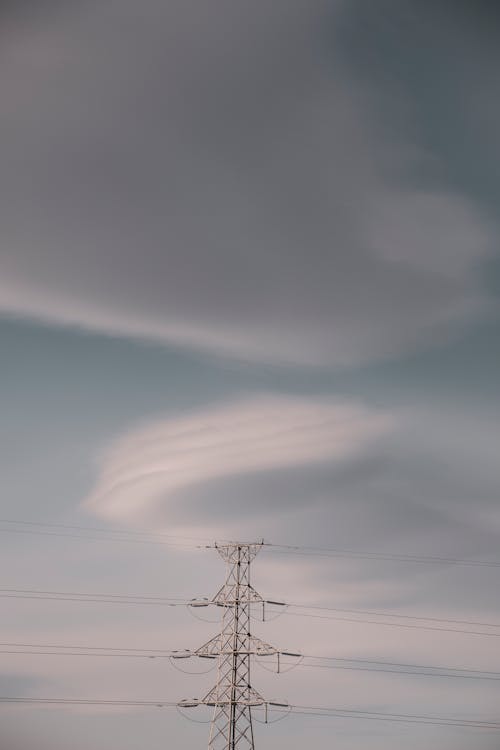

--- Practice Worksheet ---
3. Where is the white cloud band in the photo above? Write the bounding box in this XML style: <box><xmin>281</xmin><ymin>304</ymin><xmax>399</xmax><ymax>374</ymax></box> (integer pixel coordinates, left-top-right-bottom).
<box><xmin>84</xmin><ymin>395</ymin><xmax>392</xmax><ymax>524</ymax></box>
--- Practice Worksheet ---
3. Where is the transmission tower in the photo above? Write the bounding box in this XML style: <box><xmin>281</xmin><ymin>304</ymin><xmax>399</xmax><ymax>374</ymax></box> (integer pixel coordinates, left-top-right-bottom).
<box><xmin>179</xmin><ymin>541</ymin><xmax>291</xmax><ymax>750</ymax></box>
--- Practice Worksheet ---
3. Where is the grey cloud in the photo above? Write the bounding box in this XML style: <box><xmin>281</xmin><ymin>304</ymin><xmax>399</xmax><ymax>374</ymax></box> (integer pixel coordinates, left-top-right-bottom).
<box><xmin>158</xmin><ymin>410</ymin><xmax>500</xmax><ymax>535</ymax></box>
<box><xmin>0</xmin><ymin>0</ymin><xmax>495</xmax><ymax>365</ymax></box>
<box><xmin>0</xmin><ymin>672</ymin><xmax>41</xmax><ymax>695</ymax></box>
<box><xmin>1</xmin><ymin>6</ymin><xmax>499</xmax><ymax>747</ymax></box>
<box><xmin>166</xmin><ymin>443</ymin><xmax>500</xmax><ymax>552</ymax></box>
<box><xmin>334</xmin><ymin>1</ymin><xmax>500</xmax><ymax>214</ymax></box>
<box><xmin>148</xmin><ymin>406</ymin><xmax>500</xmax><ymax>615</ymax></box>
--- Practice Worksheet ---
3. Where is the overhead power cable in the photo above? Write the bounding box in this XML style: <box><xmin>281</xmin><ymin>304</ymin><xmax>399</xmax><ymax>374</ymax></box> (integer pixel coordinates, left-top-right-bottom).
<box><xmin>0</xmin><ymin>641</ymin><xmax>174</xmax><ymax>653</ymax></box>
<box><xmin>2</xmin><ymin>519</ymin><xmax>500</xmax><ymax>569</ymax></box>
<box><xmin>283</xmin><ymin>602</ymin><xmax>500</xmax><ymax>629</ymax></box>
<box><xmin>0</xmin><ymin>650</ymin><xmax>173</xmax><ymax>659</ymax></box>
<box><xmin>3</xmin><ymin>638</ymin><xmax>499</xmax><ymax>683</ymax></box>
<box><xmin>0</xmin><ymin>526</ymin><xmax>200</xmax><ymax>549</ymax></box>
<box><xmin>284</xmin><ymin>704</ymin><xmax>500</xmax><ymax>730</ymax></box>
<box><xmin>302</xmin><ymin>653</ymin><xmax>500</xmax><ymax>678</ymax></box>
<box><xmin>0</xmin><ymin>588</ymin><xmax>188</xmax><ymax>606</ymax></box>
<box><xmin>4</xmin><ymin>650</ymin><xmax>498</xmax><ymax>682</ymax></box>
<box><xmin>270</xmin><ymin>608</ymin><xmax>500</xmax><ymax>637</ymax></box>
<box><xmin>1</xmin><ymin>697</ymin><xmax>498</xmax><ymax>731</ymax></box>
<box><xmin>0</xmin><ymin>697</ymin><xmax>177</xmax><ymax>707</ymax></box>
<box><xmin>265</xmin><ymin>543</ymin><xmax>500</xmax><ymax>569</ymax></box>
<box><xmin>0</xmin><ymin>518</ymin><xmax>211</xmax><ymax>544</ymax></box>
<box><xmin>278</xmin><ymin>659</ymin><xmax>500</xmax><ymax>682</ymax></box>
<box><xmin>4</xmin><ymin>586</ymin><xmax>500</xmax><ymax>638</ymax></box>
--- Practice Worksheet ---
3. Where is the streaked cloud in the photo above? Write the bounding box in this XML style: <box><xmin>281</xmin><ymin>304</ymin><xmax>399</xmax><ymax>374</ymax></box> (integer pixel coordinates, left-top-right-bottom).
<box><xmin>84</xmin><ymin>395</ymin><xmax>391</xmax><ymax>524</ymax></box>
<box><xmin>1</xmin><ymin>2</ymin><xmax>500</xmax><ymax>748</ymax></box>
<box><xmin>0</xmin><ymin>1</ymin><xmax>494</xmax><ymax>366</ymax></box>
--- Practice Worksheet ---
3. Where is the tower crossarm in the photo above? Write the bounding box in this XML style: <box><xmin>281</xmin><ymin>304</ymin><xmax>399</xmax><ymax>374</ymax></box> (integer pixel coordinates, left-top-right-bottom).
<box><xmin>196</xmin><ymin>635</ymin><xmax>278</xmax><ymax>659</ymax></box>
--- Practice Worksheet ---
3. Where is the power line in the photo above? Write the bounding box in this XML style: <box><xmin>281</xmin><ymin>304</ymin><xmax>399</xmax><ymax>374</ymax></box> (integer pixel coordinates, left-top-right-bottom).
<box><xmin>0</xmin><ymin>518</ymin><xmax>211</xmax><ymax>544</ymax></box>
<box><xmin>3</xmin><ymin>519</ymin><xmax>500</xmax><ymax>570</ymax></box>
<box><xmin>265</xmin><ymin>544</ymin><xmax>500</xmax><ymax>569</ymax></box>
<box><xmin>2</xmin><ymin>641</ymin><xmax>499</xmax><ymax>682</ymax></box>
<box><xmin>4</xmin><ymin>641</ymin><xmax>500</xmax><ymax>677</ymax></box>
<box><xmin>0</xmin><ymin>594</ymin><xmax>187</xmax><ymax>606</ymax></box>
<box><xmin>302</xmin><ymin>653</ymin><xmax>500</xmax><ymax>677</ymax></box>
<box><xmin>0</xmin><ymin>587</ymin><xmax>187</xmax><ymax>600</ymax></box>
<box><xmin>5</xmin><ymin>586</ymin><xmax>500</xmax><ymax>629</ymax></box>
<box><xmin>6</xmin><ymin>651</ymin><xmax>497</xmax><ymax>682</ymax></box>
<box><xmin>3</xmin><ymin>538</ymin><xmax>499</xmax><ymax>746</ymax></box>
<box><xmin>0</xmin><ymin>697</ymin><xmax>498</xmax><ymax>731</ymax></box>
<box><xmin>0</xmin><ymin>526</ymin><xmax>200</xmax><ymax>549</ymax></box>
<box><xmin>0</xmin><ymin>588</ymin><xmax>188</xmax><ymax>606</ymax></box>
<box><xmin>284</xmin><ymin>705</ymin><xmax>500</xmax><ymax>730</ymax></box>
<box><xmin>279</xmin><ymin>659</ymin><xmax>500</xmax><ymax>682</ymax></box>
<box><xmin>4</xmin><ymin>650</ymin><xmax>498</xmax><ymax>682</ymax></box>
<box><xmin>0</xmin><ymin>641</ymin><xmax>173</xmax><ymax>653</ymax></box>
<box><xmin>284</xmin><ymin>602</ymin><xmax>500</xmax><ymax>629</ymax></box>
<box><xmin>271</xmin><ymin>608</ymin><xmax>500</xmax><ymax>637</ymax></box>
<box><xmin>0</xmin><ymin>697</ymin><xmax>177</xmax><ymax>707</ymax></box>
<box><xmin>0</xmin><ymin>650</ymin><xmax>173</xmax><ymax>659</ymax></box>
<box><xmin>4</xmin><ymin>586</ymin><xmax>500</xmax><ymax>638</ymax></box>
<box><xmin>291</xmin><ymin>705</ymin><xmax>500</xmax><ymax>729</ymax></box>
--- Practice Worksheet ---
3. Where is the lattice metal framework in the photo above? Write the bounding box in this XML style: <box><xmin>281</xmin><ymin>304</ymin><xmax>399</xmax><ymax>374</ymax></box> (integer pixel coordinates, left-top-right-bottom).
<box><xmin>194</xmin><ymin>542</ymin><xmax>276</xmax><ymax>750</ymax></box>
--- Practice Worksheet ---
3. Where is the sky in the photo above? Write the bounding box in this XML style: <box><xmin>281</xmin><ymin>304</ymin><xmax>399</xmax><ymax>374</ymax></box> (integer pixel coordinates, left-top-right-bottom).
<box><xmin>0</xmin><ymin>1</ymin><xmax>499</xmax><ymax>748</ymax></box>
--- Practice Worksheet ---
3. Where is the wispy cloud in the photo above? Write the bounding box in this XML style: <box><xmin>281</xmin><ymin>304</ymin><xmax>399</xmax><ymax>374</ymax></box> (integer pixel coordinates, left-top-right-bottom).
<box><xmin>84</xmin><ymin>395</ymin><xmax>391</xmax><ymax>524</ymax></box>
<box><xmin>0</xmin><ymin>1</ymin><xmax>494</xmax><ymax>366</ymax></box>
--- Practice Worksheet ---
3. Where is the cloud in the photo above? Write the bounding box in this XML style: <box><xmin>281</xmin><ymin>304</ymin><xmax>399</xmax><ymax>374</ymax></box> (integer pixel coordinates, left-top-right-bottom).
<box><xmin>83</xmin><ymin>394</ymin><xmax>391</xmax><ymax>524</ymax></box>
<box><xmin>0</xmin><ymin>672</ymin><xmax>42</xmax><ymax>695</ymax></box>
<box><xmin>0</xmin><ymin>1</ymin><xmax>495</xmax><ymax>365</ymax></box>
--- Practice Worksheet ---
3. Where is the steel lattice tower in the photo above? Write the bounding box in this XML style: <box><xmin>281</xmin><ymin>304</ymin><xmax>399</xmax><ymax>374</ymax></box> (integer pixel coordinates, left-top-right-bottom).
<box><xmin>192</xmin><ymin>541</ymin><xmax>278</xmax><ymax>750</ymax></box>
